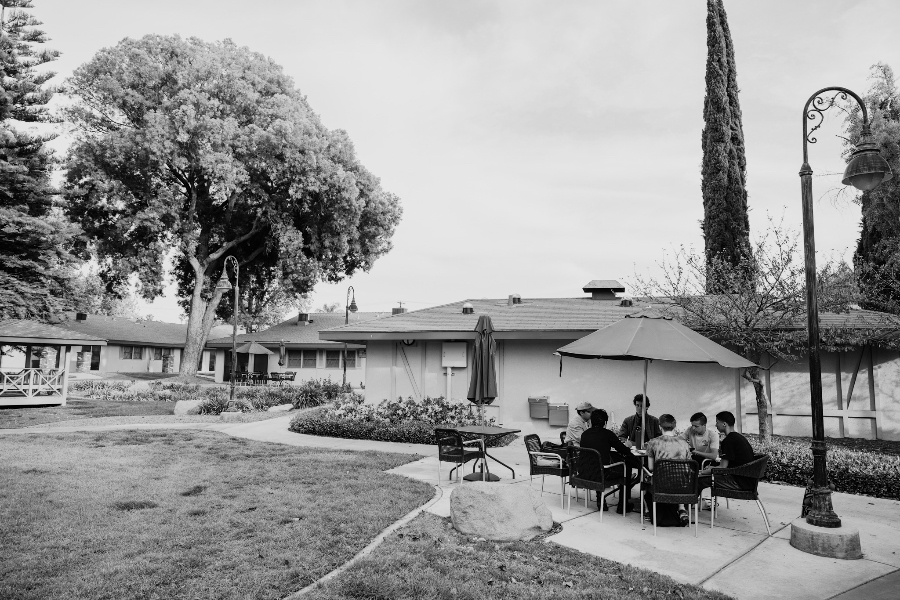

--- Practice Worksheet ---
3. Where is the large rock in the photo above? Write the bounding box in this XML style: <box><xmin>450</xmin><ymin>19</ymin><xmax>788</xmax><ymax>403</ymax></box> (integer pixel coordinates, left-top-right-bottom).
<box><xmin>267</xmin><ymin>403</ymin><xmax>293</xmax><ymax>412</ymax></box>
<box><xmin>450</xmin><ymin>482</ymin><xmax>552</xmax><ymax>541</ymax></box>
<box><xmin>173</xmin><ymin>400</ymin><xmax>202</xmax><ymax>415</ymax></box>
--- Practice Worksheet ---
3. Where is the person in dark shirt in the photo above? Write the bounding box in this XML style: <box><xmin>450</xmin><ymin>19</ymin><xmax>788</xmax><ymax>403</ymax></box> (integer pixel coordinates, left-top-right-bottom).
<box><xmin>618</xmin><ymin>394</ymin><xmax>663</xmax><ymax>447</ymax></box>
<box><xmin>579</xmin><ymin>409</ymin><xmax>642</xmax><ymax>513</ymax></box>
<box><xmin>699</xmin><ymin>410</ymin><xmax>756</xmax><ymax>492</ymax></box>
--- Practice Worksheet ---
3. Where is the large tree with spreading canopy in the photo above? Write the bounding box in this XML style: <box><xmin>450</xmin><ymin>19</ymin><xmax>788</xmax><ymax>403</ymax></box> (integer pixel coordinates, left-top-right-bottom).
<box><xmin>63</xmin><ymin>35</ymin><xmax>402</xmax><ymax>374</ymax></box>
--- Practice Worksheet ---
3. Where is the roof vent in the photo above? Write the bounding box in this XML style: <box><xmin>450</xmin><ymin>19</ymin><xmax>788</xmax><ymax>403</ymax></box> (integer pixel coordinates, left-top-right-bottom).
<box><xmin>582</xmin><ymin>280</ymin><xmax>625</xmax><ymax>301</ymax></box>
<box><xmin>507</xmin><ymin>294</ymin><xmax>522</xmax><ymax>306</ymax></box>
<box><xmin>297</xmin><ymin>313</ymin><xmax>310</xmax><ymax>325</ymax></box>
<box><xmin>76</xmin><ymin>312</ymin><xmax>88</xmax><ymax>321</ymax></box>
<box><xmin>392</xmin><ymin>307</ymin><xmax>408</xmax><ymax>315</ymax></box>
<box><xmin>462</xmin><ymin>302</ymin><xmax>474</xmax><ymax>315</ymax></box>
<box><xmin>619</xmin><ymin>297</ymin><xmax>633</xmax><ymax>307</ymax></box>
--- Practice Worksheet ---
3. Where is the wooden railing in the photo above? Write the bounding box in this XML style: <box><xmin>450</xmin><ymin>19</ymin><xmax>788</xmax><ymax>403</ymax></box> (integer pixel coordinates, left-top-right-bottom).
<box><xmin>0</xmin><ymin>368</ymin><xmax>65</xmax><ymax>398</ymax></box>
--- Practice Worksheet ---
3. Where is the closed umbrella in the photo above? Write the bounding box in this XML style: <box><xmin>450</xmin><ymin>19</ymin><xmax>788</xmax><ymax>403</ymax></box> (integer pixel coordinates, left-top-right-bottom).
<box><xmin>278</xmin><ymin>340</ymin><xmax>286</xmax><ymax>367</ymax></box>
<box><xmin>556</xmin><ymin>311</ymin><xmax>756</xmax><ymax>449</ymax></box>
<box><xmin>467</xmin><ymin>314</ymin><xmax>498</xmax><ymax>426</ymax></box>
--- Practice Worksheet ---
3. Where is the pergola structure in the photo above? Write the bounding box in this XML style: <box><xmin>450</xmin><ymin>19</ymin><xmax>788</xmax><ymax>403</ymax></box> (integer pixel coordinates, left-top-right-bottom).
<box><xmin>0</xmin><ymin>320</ymin><xmax>106</xmax><ymax>406</ymax></box>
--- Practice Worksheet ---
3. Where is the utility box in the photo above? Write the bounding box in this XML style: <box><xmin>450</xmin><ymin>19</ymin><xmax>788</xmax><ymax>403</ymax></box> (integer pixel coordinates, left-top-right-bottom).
<box><xmin>441</xmin><ymin>342</ymin><xmax>467</xmax><ymax>368</ymax></box>
<box><xmin>548</xmin><ymin>403</ymin><xmax>569</xmax><ymax>427</ymax></box>
<box><xmin>528</xmin><ymin>396</ymin><xmax>550</xmax><ymax>419</ymax></box>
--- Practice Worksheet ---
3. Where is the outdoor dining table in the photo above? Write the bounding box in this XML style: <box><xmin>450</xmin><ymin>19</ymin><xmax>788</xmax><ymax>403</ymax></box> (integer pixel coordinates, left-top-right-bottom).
<box><xmin>455</xmin><ymin>425</ymin><xmax>521</xmax><ymax>482</ymax></box>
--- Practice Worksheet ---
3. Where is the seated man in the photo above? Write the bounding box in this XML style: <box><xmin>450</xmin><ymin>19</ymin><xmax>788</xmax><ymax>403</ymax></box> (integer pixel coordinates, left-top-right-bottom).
<box><xmin>699</xmin><ymin>410</ymin><xmax>756</xmax><ymax>492</ymax></box>
<box><xmin>618</xmin><ymin>394</ymin><xmax>662</xmax><ymax>448</ymax></box>
<box><xmin>681</xmin><ymin>411</ymin><xmax>719</xmax><ymax>468</ymax></box>
<box><xmin>579</xmin><ymin>409</ymin><xmax>641</xmax><ymax>513</ymax></box>
<box><xmin>565</xmin><ymin>402</ymin><xmax>595</xmax><ymax>447</ymax></box>
<box><xmin>643</xmin><ymin>413</ymin><xmax>691</xmax><ymax>526</ymax></box>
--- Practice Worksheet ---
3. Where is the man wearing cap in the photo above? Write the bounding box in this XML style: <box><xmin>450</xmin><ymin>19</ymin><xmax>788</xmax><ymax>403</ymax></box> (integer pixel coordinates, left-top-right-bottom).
<box><xmin>565</xmin><ymin>402</ymin><xmax>595</xmax><ymax>446</ymax></box>
<box><xmin>618</xmin><ymin>394</ymin><xmax>662</xmax><ymax>447</ymax></box>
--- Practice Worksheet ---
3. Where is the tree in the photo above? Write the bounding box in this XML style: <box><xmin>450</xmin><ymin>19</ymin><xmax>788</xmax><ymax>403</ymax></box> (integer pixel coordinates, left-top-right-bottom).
<box><xmin>0</xmin><ymin>1</ymin><xmax>79</xmax><ymax>321</ymax></box>
<box><xmin>64</xmin><ymin>35</ymin><xmax>402</xmax><ymax>374</ymax></box>
<box><xmin>317</xmin><ymin>302</ymin><xmax>340</xmax><ymax>313</ymax></box>
<box><xmin>63</xmin><ymin>268</ymin><xmax>141</xmax><ymax>318</ymax></box>
<box><xmin>633</xmin><ymin>221</ymin><xmax>896</xmax><ymax>441</ymax></box>
<box><xmin>700</xmin><ymin>0</ymin><xmax>751</xmax><ymax>284</ymax></box>
<box><xmin>845</xmin><ymin>64</ymin><xmax>900</xmax><ymax>314</ymax></box>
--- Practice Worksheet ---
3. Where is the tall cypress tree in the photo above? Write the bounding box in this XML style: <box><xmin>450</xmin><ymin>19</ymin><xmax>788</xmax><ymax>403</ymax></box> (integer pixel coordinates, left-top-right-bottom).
<box><xmin>701</xmin><ymin>0</ymin><xmax>750</xmax><ymax>288</ymax></box>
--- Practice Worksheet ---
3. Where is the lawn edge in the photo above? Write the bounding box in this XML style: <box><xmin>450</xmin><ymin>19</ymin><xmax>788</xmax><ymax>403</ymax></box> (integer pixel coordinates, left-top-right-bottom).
<box><xmin>282</xmin><ymin>484</ymin><xmax>443</xmax><ymax>600</ymax></box>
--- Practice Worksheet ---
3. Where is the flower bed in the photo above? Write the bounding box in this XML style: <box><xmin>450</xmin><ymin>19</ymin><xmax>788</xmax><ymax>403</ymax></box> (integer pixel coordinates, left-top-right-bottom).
<box><xmin>288</xmin><ymin>395</ymin><xmax>516</xmax><ymax>447</ymax></box>
<box><xmin>749</xmin><ymin>434</ymin><xmax>900</xmax><ymax>499</ymax></box>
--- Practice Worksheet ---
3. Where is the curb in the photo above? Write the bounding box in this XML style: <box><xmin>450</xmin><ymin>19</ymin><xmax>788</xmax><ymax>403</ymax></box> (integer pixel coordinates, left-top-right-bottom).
<box><xmin>282</xmin><ymin>484</ymin><xmax>444</xmax><ymax>600</ymax></box>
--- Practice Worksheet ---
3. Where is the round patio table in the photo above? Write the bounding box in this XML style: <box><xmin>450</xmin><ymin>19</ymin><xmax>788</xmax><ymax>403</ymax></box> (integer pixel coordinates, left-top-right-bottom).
<box><xmin>455</xmin><ymin>425</ymin><xmax>520</xmax><ymax>482</ymax></box>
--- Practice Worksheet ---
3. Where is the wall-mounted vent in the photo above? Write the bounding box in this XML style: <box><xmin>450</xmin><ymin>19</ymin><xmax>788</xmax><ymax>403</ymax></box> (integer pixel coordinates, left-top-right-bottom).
<box><xmin>462</xmin><ymin>302</ymin><xmax>474</xmax><ymax>315</ymax></box>
<box><xmin>76</xmin><ymin>312</ymin><xmax>88</xmax><ymax>321</ymax></box>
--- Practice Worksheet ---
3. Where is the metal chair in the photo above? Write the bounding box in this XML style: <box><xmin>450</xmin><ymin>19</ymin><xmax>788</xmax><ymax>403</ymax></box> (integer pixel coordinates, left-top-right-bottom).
<box><xmin>434</xmin><ymin>428</ymin><xmax>485</xmax><ymax>483</ymax></box>
<box><xmin>565</xmin><ymin>445</ymin><xmax>627</xmax><ymax>521</ymax></box>
<box><xmin>644</xmin><ymin>459</ymin><xmax>700</xmax><ymax>537</ymax></box>
<box><xmin>710</xmin><ymin>454</ymin><xmax>771</xmax><ymax>536</ymax></box>
<box><xmin>524</xmin><ymin>434</ymin><xmax>569</xmax><ymax>507</ymax></box>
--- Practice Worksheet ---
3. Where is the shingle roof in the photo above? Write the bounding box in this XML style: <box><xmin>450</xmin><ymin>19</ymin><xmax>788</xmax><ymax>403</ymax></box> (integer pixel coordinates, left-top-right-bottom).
<box><xmin>52</xmin><ymin>313</ymin><xmax>232</xmax><ymax>347</ymax></box>
<box><xmin>0</xmin><ymin>320</ymin><xmax>107</xmax><ymax>344</ymax></box>
<box><xmin>206</xmin><ymin>312</ymin><xmax>389</xmax><ymax>347</ymax></box>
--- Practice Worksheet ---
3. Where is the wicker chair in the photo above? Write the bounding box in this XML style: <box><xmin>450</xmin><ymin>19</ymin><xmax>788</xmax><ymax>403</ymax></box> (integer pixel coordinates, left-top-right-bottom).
<box><xmin>644</xmin><ymin>459</ymin><xmax>700</xmax><ymax>537</ymax></box>
<box><xmin>710</xmin><ymin>454</ymin><xmax>771</xmax><ymax>535</ymax></box>
<box><xmin>435</xmin><ymin>428</ymin><xmax>485</xmax><ymax>483</ymax></box>
<box><xmin>524</xmin><ymin>434</ymin><xmax>569</xmax><ymax>507</ymax></box>
<box><xmin>565</xmin><ymin>445</ymin><xmax>626</xmax><ymax>521</ymax></box>
<box><xmin>560</xmin><ymin>432</ymin><xmax>567</xmax><ymax>445</ymax></box>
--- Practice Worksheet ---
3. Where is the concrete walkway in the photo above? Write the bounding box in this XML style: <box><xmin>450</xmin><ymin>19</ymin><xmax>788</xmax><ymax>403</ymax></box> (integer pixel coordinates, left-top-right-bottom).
<box><xmin>5</xmin><ymin>416</ymin><xmax>899</xmax><ymax>600</ymax></box>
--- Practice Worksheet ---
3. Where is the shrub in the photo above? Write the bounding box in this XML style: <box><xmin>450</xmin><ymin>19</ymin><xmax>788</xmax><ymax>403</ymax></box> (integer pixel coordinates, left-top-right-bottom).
<box><xmin>289</xmin><ymin>378</ymin><xmax>349</xmax><ymax>409</ymax></box>
<box><xmin>748</xmin><ymin>435</ymin><xmax>900</xmax><ymax>499</ymax></box>
<box><xmin>289</xmin><ymin>396</ymin><xmax>515</xmax><ymax>447</ymax></box>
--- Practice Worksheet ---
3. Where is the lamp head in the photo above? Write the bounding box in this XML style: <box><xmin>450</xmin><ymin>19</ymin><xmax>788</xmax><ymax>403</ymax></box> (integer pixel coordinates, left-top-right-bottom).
<box><xmin>214</xmin><ymin>271</ymin><xmax>233</xmax><ymax>292</ymax></box>
<box><xmin>843</xmin><ymin>125</ymin><xmax>893</xmax><ymax>191</ymax></box>
<box><xmin>349</xmin><ymin>297</ymin><xmax>358</xmax><ymax>313</ymax></box>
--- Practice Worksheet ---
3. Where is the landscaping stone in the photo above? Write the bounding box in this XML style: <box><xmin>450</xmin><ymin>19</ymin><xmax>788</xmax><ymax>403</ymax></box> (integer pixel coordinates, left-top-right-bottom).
<box><xmin>450</xmin><ymin>482</ymin><xmax>552</xmax><ymax>541</ymax></box>
<box><xmin>220</xmin><ymin>411</ymin><xmax>245</xmax><ymax>421</ymax></box>
<box><xmin>267</xmin><ymin>404</ymin><xmax>293</xmax><ymax>412</ymax></box>
<box><xmin>173</xmin><ymin>400</ymin><xmax>202</xmax><ymax>415</ymax></box>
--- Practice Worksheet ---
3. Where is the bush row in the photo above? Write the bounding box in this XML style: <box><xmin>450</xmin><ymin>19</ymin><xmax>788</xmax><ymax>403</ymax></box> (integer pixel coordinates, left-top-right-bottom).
<box><xmin>749</xmin><ymin>435</ymin><xmax>900</xmax><ymax>499</ymax></box>
<box><xmin>288</xmin><ymin>395</ymin><xmax>516</xmax><ymax>447</ymax></box>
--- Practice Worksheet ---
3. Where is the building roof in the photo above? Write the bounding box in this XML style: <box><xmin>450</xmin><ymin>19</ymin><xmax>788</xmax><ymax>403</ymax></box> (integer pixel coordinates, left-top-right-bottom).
<box><xmin>206</xmin><ymin>312</ymin><xmax>390</xmax><ymax>348</ymax></box>
<box><xmin>583</xmin><ymin>280</ymin><xmax>625</xmax><ymax>292</ymax></box>
<box><xmin>318</xmin><ymin>297</ymin><xmax>900</xmax><ymax>343</ymax></box>
<box><xmin>52</xmin><ymin>313</ymin><xmax>233</xmax><ymax>348</ymax></box>
<box><xmin>0</xmin><ymin>319</ymin><xmax>107</xmax><ymax>345</ymax></box>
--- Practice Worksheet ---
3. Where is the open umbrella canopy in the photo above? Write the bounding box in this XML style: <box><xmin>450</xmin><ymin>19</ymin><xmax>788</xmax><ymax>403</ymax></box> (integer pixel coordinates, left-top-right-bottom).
<box><xmin>235</xmin><ymin>342</ymin><xmax>274</xmax><ymax>355</ymax></box>
<box><xmin>556</xmin><ymin>312</ymin><xmax>755</xmax><ymax>368</ymax></box>
<box><xmin>467</xmin><ymin>314</ymin><xmax>498</xmax><ymax>405</ymax></box>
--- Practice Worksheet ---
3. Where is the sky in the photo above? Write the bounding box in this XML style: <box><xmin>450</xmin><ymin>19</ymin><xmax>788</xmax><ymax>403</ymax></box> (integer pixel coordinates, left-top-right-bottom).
<box><xmin>35</xmin><ymin>0</ymin><xmax>900</xmax><ymax>321</ymax></box>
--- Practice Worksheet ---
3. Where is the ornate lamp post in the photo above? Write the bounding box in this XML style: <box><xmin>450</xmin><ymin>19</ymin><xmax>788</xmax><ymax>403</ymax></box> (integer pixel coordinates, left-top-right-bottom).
<box><xmin>799</xmin><ymin>88</ymin><xmax>892</xmax><ymax>528</ymax></box>
<box><xmin>342</xmin><ymin>286</ymin><xmax>358</xmax><ymax>387</ymax></box>
<box><xmin>214</xmin><ymin>256</ymin><xmax>240</xmax><ymax>410</ymax></box>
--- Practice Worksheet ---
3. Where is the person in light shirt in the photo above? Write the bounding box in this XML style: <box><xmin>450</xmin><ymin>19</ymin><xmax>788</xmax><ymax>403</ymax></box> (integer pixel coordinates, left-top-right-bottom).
<box><xmin>681</xmin><ymin>411</ymin><xmax>720</xmax><ymax>467</ymax></box>
<box><xmin>565</xmin><ymin>402</ymin><xmax>595</xmax><ymax>446</ymax></box>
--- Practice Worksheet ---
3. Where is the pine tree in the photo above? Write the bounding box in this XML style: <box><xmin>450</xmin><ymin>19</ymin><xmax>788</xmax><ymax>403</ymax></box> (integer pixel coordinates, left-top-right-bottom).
<box><xmin>0</xmin><ymin>0</ymin><xmax>76</xmax><ymax>321</ymax></box>
<box><xmin>700</xmin><ymin>0</ymin><xmax>751</xmax><ymax>288</ymax></box>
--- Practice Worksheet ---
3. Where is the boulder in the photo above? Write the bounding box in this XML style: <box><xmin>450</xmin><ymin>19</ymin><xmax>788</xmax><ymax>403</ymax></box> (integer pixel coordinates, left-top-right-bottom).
<box><xmin>267</xmin><ymin>403</ymin><xmax>293</xmax><ymax>412</ymax></box>
<box><xmin>173</xmin><ymin>400</ymin><xmax>202</xmax><ymax>415</ymax></box>
<box><xmin>220</xmin><ymin>411</ymin><xmax>245</xmax><ymax>421</ymax></box>
<box><xmin>450</xmin><ymin>482</ymin><xmax>552</xmax><ymax>541</ymax></box>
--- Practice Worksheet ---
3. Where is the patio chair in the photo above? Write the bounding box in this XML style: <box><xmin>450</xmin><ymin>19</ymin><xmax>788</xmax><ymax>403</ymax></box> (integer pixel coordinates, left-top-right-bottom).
<box><xmin>524</xmin><ymin>434</ymin><xmax>569</xmax><ymax>508</ymax></box>
<box><xmin>560</xmin><ymin>432</ymin><xmax>566</xmax><ymax>445</ymax></box>
<box><xmin>435</xmin><ymin>428</ymin><xmax>485</xmax><ymax>483</ymax></box>
<box><xmin>565</xmin><ymin>445</ymin><xmax>627</xmax><ymax>521</ymax></box>
<box><xmin>710</xmin><ymin>454</ymin><xmax>771</xmax><ymax>536</ymax></box>
<box><xmin>644</xmin><ymin>459</ymin><xmax>700</xmax><ymax>537</ymax></box>
<box><xmin>281</xmin><ymin>371</ymin><xmax>296</xmax><ymax>385</ymax></box>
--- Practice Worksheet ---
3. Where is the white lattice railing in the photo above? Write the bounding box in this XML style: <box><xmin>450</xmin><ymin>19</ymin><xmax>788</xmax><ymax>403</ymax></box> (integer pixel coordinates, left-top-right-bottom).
<box><xmin>0</xmin><ymin>368</ymin><xmax>65</xmax><ymax>398</ymax></box>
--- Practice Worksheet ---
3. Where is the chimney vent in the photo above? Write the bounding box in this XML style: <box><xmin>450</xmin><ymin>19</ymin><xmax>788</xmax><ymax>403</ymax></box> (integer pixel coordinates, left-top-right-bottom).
<box><xmin>297</xmin><ymin>313</ymin><xmax>309</xmax><ymax>325</ymax></box>
<box><xmin>582</xmin><ymin>280</ymin><xmax>625</xmax><ymax>301</ymax></box>
<box><xmin>462</xmin><ymin>302</ymin><xmax>474</xmax><ymax>315</ymax></box>
<box><xmin>619</xmin><ymin>297</ymin><xmax>633</xmax><ymax>307</ymax></box>
<box><xmin>392</xmin><ymin>307</ymin><xmax>408</xmax><ymax>315</ymax></box>
<box><xmin>507</xmin><ymin>294</ymin><xmax>522</xmax><ymax>306</ymax></box>
<box><xmin>76</xmin><ymin>312</ymin><xmax>88</xmax><ymax>321</ymax></box>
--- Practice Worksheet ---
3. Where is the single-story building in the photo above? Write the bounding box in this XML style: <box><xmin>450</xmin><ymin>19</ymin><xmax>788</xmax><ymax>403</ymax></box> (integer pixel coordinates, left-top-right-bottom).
<box><xmin>52</xmin><ymin>312</ymin><xmax>231</xmax><ymax>375</ymax></box>
<box><xmin>319</xmin><ymin>281</ymin><xmax>900</xmax><ymax>441</ymax></box>
<box><xmin>205</xmin><ymin>311</ymin><xmax>388</xmax><ymax>387</ymax></box>
<box><xmin>0</xmin><ymin>319</ymin><xmax>107</xmax><ymax>406</ymax></box>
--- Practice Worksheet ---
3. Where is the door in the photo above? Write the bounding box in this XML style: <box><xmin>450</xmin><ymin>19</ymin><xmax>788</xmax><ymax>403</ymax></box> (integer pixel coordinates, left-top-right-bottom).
<box><xmin>254</xmin><ymin>354</ymin><xmax>268</xmax><ymax>374</ymax></box>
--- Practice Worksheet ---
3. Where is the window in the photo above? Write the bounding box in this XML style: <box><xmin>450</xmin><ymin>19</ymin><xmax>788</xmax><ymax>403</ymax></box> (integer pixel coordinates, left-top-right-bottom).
<box><xmin>121</xmin><ymin>346</ymin><xmax>143</xmax><ymax>360</ymax></box>
<box><xmin>302</xmin><ymin>350</ymin><xmax>318</xmax><ymax>369</ymax></box>
<box><xmin>344</xmin><ymin>350</ymin><xmax>356</xmax><ymax>369</ymax></box>
<box><xmin>153</xmin><ymin>347</ymin><xmax>173</xmax><ymax>360</ymax></box>
<box><xmin>208</xmin><ymin>352</ymin><xmax>216</xmax><ymax>371</ymax></box>
<box><xmin>325</xmin><ymin>351</ymin><xmax>341</xmax><ymax>368</ymax></box>
<box><xmin>287</xmin><ymin>351</ymin><xmax>302</xmax><ymax>368</ymax></box>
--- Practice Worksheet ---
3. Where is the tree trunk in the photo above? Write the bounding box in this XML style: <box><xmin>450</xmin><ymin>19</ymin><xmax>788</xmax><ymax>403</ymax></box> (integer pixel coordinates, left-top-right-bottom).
<box><xmin>179</xmin><ymin>270</ymin><xmax>226</xmax><ymax>377</ymax></box>
<box><xmin>742</xmin><ymin>356</ymin><xmax>771</xmax><ymax>441</ymax></box>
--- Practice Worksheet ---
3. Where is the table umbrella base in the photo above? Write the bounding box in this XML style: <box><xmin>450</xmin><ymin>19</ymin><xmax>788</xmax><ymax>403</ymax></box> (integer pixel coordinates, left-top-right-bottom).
<box><xmin>464</xmin><ymin>472</ymin><xmax>500</xmax><ymax>482</ymax></box>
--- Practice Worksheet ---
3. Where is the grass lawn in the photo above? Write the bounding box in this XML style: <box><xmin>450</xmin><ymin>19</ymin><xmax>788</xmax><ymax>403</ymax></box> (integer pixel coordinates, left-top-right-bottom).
<box><xmin>0</xmin><ymin>399</ymin><xmax>175</xmax><ymax>429</ymax></box>
<box><xmin>0</xmin><ymin>430</ymin><xmax>433</xmax><ymax>600</ymax></box>
<box><xmin>305</xmin><ymin>512</ymin><xmax>731</xmax><ymax>600</ymax></box>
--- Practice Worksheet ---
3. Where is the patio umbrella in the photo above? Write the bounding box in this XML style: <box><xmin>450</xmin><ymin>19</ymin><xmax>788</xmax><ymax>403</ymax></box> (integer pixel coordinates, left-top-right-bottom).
<box><xmin>235</xmin><ymin>342</ymin><xmax>274</xmax><ymax>355</ymax></box>
<box><xmin>556</xmin><ymin>311</ymin><xmax>756</xmax><ymax>448</ymax></box>
<box><xmin>467</xmin><ymin>314</ymin><xmax>498</xmax><ymax>426</ymax></box>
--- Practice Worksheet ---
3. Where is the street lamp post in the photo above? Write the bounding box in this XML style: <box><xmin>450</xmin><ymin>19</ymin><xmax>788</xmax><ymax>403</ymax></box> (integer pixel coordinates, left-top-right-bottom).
<box><xmin>342</xmin><ymin>286</ymin><xmax>358</xmax><ymax>387</ymax></box>
<box><xmin>215</xmin><ymin>256</ymin><xmax>240</xmax><ymax>410</ymax></box>
<box><xmin>799</xmin><ymin>87</ymin><xmax>892</xmax><ymax>528</ymax></box>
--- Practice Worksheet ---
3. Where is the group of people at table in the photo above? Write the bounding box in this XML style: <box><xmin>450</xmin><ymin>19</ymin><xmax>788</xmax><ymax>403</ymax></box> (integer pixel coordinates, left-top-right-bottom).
<box><xmin>564</xmin><ymin>394</ymin><xmax>756</xmax><ymax>526</ymax></box>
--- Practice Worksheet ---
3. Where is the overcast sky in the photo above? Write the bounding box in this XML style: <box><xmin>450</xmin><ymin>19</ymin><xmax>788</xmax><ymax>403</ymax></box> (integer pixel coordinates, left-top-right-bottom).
<box><xmin>37</xmin><ymin>0</ymin><xmax>900</xmax><ymax>321</ymax></box>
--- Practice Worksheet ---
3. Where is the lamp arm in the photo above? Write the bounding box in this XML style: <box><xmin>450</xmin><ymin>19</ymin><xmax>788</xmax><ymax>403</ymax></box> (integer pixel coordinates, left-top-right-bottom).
<box><xmin>802</xmin><ymin>86</ymin><xmax>868</xmax><ymax>165</ymax></box>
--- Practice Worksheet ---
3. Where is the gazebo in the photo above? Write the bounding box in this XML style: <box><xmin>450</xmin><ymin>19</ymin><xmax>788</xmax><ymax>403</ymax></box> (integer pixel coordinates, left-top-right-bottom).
<box><xmin>0</xmin><ymin>320</ymin><xmax>107</xmax><ymax>406</ymax></box>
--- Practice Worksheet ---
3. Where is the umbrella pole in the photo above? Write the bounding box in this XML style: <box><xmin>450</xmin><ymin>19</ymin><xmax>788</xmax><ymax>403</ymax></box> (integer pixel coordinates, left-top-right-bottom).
<box><xmin>640</xmin><ymin>359</ymin><xmax>649</xmax><ymax>450</ymax></box>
